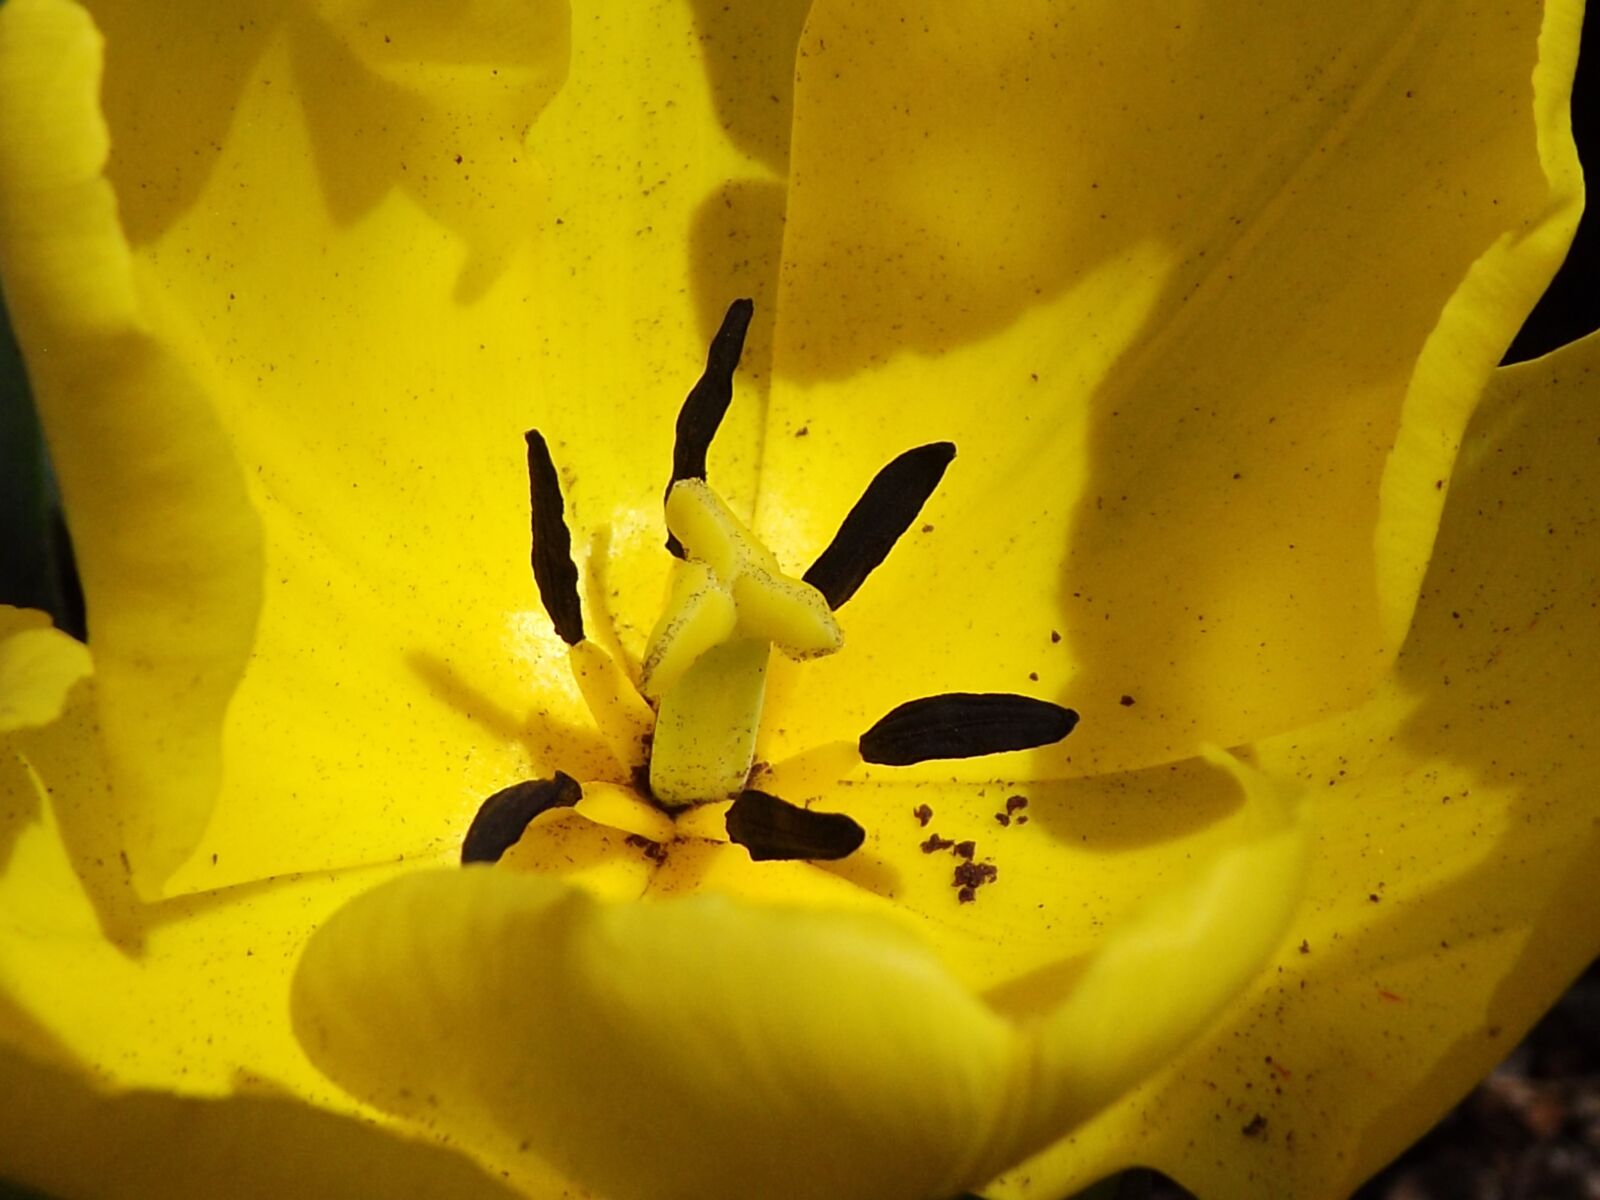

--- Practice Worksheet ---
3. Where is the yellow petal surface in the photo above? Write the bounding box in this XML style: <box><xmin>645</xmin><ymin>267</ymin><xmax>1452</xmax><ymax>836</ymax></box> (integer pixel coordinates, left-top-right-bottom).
<box><xmin>1024</xmin><ymin>816</ymin><xmax>1305</xmax><ymax>1138</ymax></box>
<box><xmin>757</xmin><ymin>0</ymin><xmax>1583</xmax><ymax>781</ymax></box>
<box><xmin>0</xmin><ymin>607</ymin><xmax>90</xmax><ymax>734</ymax></box>
<box><xmin>0</xmin><ymin>1044</ymin><xmax>530</xmax><ymax>1200</ymax></box>
<box><xmin>979</xmin><ymin>761</ymin><xmax>1305</xmax><ymax>1186</ymax></box>
<box><xmin>739</xmin><ymin>746</ymin><xmax>1287</xmax><ymax>1003</ymax></box>
<box><xmin>293</xmin><ymin>754</ymin><xmax>1304</xmax><ymax>1198</ymax></box>
<box><xmin>1</xmin><ymin>680</ymin><xmax>377</xmax><ymax>1101</ymax></box>
<box><xmin>0</xmin><ymin>0</ymin><xmax>264</xmax><ymax>896</ymax></box>
<box><xmin>121</xmin><ymin>0</ymin><xmax>581</xmax><ymax>894</ymax></box>
<box><xmin>8</xmin><ymin>0</ymin><xmax>798</xmax><ymax>892</ymax></box>
<box><xmin>993</xmin><ymin>331</ymin><xmax>1600</xmax><ymax>1198</ymax></box>
<box><xmin>0</xmin><ymin>679</ymin><xmax>570</xmax><ymax>1197</ymax></box>
<box><xmin>293</xmin><ymin>867</ymin><xmax>1022</xmax><ymax>1200</ymax></box>
<box><xmin>498</xmin><ymin>805</ymin><xmax>659</xmax><ymax>903</ymax></box>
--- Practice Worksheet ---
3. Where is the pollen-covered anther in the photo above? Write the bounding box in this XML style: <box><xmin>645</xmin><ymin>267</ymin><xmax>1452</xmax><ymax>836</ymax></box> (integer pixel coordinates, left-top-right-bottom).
<box><xmin>525</xmin><ymin>430</ymin><xmax>584</xmax><ymax>646</ymax></box>
<box><xmin>725</xmin><ymin>789</ymin><xmax>865</xmax><ymax>862</ymax></box>
<box><xmin>462</xmin><ymin>773</ymin><xmax>582</xmax><ymax>864</ymax></box>
<box><xmin>805</xmin><ymin>441</ymin><xmax>956</xmax><ymax>610</ymax></box>
<box><xmin>860</xmin><ymin>692</ymin><xmax>1079</xmax><ymax>765</ymax></box>
<box><xmin>664</xmin><ymin>298</ymin><xmax>754</xmax><ymax>557</ymax></box>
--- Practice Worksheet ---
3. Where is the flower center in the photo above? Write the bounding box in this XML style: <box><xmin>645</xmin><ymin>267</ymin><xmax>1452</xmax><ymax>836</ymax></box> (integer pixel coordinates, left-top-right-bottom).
<box><xmin>464</xmin><ymin>300</ymin><xmax>1079</xmax><ymax>869</ymax></box>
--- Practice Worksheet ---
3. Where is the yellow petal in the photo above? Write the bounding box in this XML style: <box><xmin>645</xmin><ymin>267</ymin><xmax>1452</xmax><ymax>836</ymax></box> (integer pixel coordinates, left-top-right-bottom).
<box><xmin>0</xmin><ymin>1043</ymin><xmax>534</xmax><ymax>1200</ymax></box>
<box><xmin>294</xmin><ymin>755</ymin><xmax>1305</xmax><ymax>1198</ymax></box>
<box><xmin>758</xmin><ymin>0</ymin><xmax>1583</xmax><ymax>781</ymax></box>
<box><xmin>1018</xmin><ymin>754</ymin><xmax>1304</xmax><ymax>1134</ymax></box>
<box><xmin>498</xmin><ymin>805</ymin><xmax>659</xmax><ymax>903</ymax></box>
<box><xmin>0</xmin><ymin>607</ymin><xmax>90</xmax><ymax>733</ymax></box>
<box><xmin>2</xmin><ymin>712</ymin><xmax>383</xmax><ymax>1102</ymax></box>
<box><xmin>0</xmin><ymin>0</ymin><xmax>264</xmax><ymax>896</ymax></box>
<box><xmin>659</xmin><ymin>751</ymin><xmax>1309</xmax><ymax>1141</ymax></box>
<box><xmin>293</xmin><ymin>868</ymin><xmax>1022</xmax><ymax>1200</ymax></box>
<box><xmin>735</xmin><ymin>750</ymin><xmax>1285</xmax><ymax>1002</ymax></box>
<box><xmin>995</xmin><ymin>329</ymin><xmax>1600</xmax><ymax>1199</ymax></box>
<box><xmin>0</xmin><ymin>682</ymin><xmax>569</xmax><ymax>1196</ymax></box>
<box><xmin>57</xmin><ymin>0</ymin><xmax>793</xmax><ymax>892</ymax></box>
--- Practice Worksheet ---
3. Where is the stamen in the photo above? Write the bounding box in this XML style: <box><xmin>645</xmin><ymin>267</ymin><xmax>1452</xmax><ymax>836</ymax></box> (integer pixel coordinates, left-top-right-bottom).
<box><xmin>725</xmin><ymin>789</ymin><xmax>866</xmax><ymax>862</ymax></box>
<box><xmin>525</xmin><ymin>430</ymin><xmax>584</xmax><ymax>646</ymax></box>
<box><xmin>567</xmin><ymin>641</ymin><xmax>654</xmax><ymax>772</ymax></box>
<box><xmin>666</xmin><ymin>298</ymin><xmax>755</xmax><ymax>556</ymax></box>
<box><xmin>858</xmin><ymin>693</ymin><xmax>1079</xmax><ymax>765</ymax></box>
<box><xmin>461</xmin><ymin>772</ymin><xmax>582</xmax><ymax>864</ymax></box>
<box><xmin>804</xmin><ymin>442</ymin><xmax>956</xmax><ymax>609</ymax></box>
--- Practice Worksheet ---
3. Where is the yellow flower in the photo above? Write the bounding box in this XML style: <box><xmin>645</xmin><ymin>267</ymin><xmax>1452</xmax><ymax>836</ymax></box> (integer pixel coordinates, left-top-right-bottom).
<box><xmin>0</xmin><ymin>1</ymin><xmax>1591</xmax><ymax>1198</ymax></box>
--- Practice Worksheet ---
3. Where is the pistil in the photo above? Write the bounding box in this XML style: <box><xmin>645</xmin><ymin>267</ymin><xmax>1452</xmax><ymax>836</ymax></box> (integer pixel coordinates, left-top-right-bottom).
<box><xmin>643</xmin><ymin>478</ymin><xmax>842</xmax><ymax>805</ymax></box>
<box><xmin>648</xmin><ymin>637</ymin><xmax>770</xmax><ymax>804</ymax></box>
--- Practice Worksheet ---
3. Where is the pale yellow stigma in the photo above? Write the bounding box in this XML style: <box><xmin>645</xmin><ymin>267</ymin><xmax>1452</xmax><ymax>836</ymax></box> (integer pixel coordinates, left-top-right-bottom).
<box><xmin>643</xmin><ymin>479</ymin><xmax>843</xmax><ymax>806</ymax></box>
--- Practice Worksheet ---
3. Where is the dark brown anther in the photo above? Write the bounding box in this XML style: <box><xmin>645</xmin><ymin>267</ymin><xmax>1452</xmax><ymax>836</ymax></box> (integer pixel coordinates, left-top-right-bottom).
<box><xmin>525</xmin><ymin>430</ymin><xmax>584</xmax><ymax>645</ymax></box>
<box><xmin>725</xmin><ymin>789</ymin><xmax>865</xmax><ymax>862</ymax></box>
<box><xmin>461</xmin><ymin>772</ymin><xmax>582</xmax><ymax>864</ymax></box>
<box><xmin>803</xmin><ymin>441</ymin><xmax>956</xmax><ymax>609</ymax></box>
<box><xmin>665</xmin><ymin>298</ymin><xmax>755</xmax><ymax>556</ymax></box>
<box><xmin>859</xmin><ymin>693</ymin><xmax>1079</xmax><ymax>765</ymax></box>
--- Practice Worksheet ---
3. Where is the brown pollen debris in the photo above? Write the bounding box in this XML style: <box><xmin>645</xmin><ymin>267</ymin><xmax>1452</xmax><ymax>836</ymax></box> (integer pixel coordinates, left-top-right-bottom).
<box><xmin>952</xmin><ymin>860</ymin><xmax>998</xmax><ymax>902</ymax></box>
<box><xmin>623</xmin><ymin>834</ymin><xmax>667</xmax><ymax>864</ymax></box>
